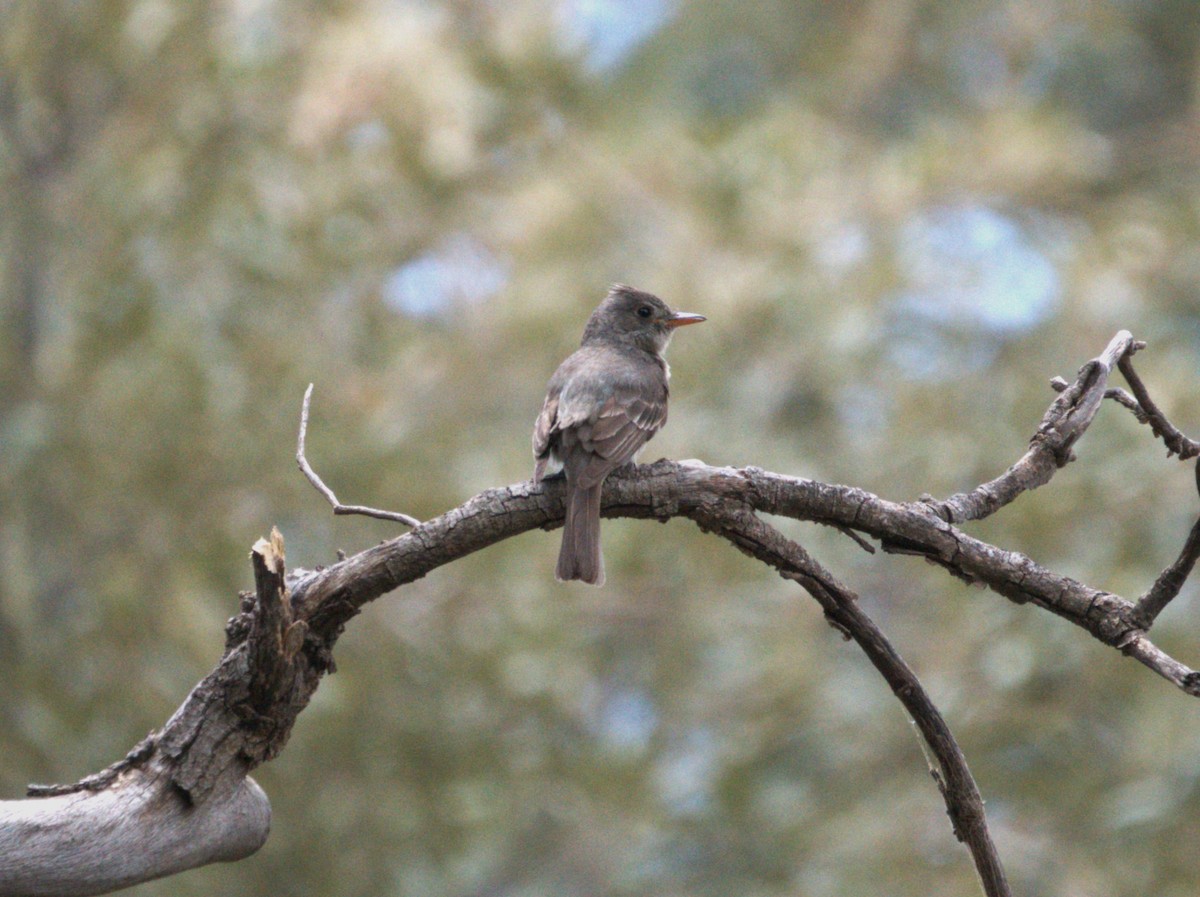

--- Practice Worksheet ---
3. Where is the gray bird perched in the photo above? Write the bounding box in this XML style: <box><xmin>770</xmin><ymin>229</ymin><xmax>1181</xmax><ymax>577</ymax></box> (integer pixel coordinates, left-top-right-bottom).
<box><xmin>533</xmin><ymin>285</ymin><xmax>706</xmax><ymax>585</ymax></box>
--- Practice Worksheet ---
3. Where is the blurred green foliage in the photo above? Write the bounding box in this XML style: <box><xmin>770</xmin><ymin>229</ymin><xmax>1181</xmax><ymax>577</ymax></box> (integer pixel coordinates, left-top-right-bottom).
<box><xmin>4</xmin><ymin>1</ymin><xmax>1200</xmax><ymax>895</ymax></box>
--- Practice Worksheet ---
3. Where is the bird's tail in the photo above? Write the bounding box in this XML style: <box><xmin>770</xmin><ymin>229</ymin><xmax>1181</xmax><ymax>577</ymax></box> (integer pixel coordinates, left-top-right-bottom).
<box><xmin>557</xmin><ymin>483</ymin><xmax>604</xmax><ymax>586</ymax></box>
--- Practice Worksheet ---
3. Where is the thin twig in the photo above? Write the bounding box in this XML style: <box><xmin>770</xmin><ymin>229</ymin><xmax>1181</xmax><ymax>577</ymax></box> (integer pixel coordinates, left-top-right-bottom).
<box><xmin>833</xmin><ymin>523</ymin><xmax>876</xmax><ymax>553</ymax></box>
<box><xmin>297</xmin><ymin>384</ymin><xmax>420</xmax><ymax>527</ymax></box>
<box><xmin>1118</xmin><ymin>631</ymin><xmax>1200</xmax><ymax>696</ymax></box>
<box><xmin>1133</xmin><ymin>514</ymin><xmax>1200</xmax><ymax>628</ymax></box>
<box><xmin>692</xmin><ymin>504</ymin><xmax>1010</xmax><ymax>897</ymax></box>
<box><xmin>1116</xmin><ymin>354</ymin><xmax>1200</xmax><ymax>459</ymax></box>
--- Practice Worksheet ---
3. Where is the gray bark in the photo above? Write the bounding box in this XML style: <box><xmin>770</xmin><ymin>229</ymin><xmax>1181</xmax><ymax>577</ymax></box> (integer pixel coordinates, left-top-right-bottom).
<box><xmin>0</xmin><ymin>770</ymin><xmax>268</xmax><ymax>897</ymax></box>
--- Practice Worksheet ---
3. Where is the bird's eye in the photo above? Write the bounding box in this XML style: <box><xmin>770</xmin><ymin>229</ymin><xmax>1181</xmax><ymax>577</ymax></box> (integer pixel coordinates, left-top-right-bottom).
<box><xmin>637</xmin><ymin>306</ymin><xmax>653</xmax><ymax>319</ymax></box>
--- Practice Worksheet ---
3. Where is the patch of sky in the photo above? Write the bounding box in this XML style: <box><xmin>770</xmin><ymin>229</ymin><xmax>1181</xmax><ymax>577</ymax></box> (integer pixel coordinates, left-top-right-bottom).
<box><xmin>947</xmin><ymin>25</ymin><xmax>1012</xmax><ymax>109</ymax></box>
<box><xmin>556</xmin><ymin>0</ymin><xmax>675</xmax><ymax>73</ymax></box>
<box><xmin>836</xmin><ymin>382</ymin><xmax>891</xmax><ymax>435</ymax></box>
<box><xmin>382</xmin><ymin>234</ymin><xmax>509</xmax><ymax>320</ymax></box>
<box><xmin>1035</xmin><ymin>28</ymin><xmax>1171</xmax><ymax>131</ymax></box>
<box><xmin>219</xmin><ymin>0</ymin><xmax>285</xmax><ymax>67</ymax></box>
<box><xmin>688</xmin><ymin>38</ymin><xmax>770</xmax><ymax>117</ymax></box>
<box><xmin>886</xmin><ymin>203</ymin><xmax>1061</xmax><ymax>379</ymax></box>
<box><xmin>595</xmin><ymin>686</ymin><xmax>658</xmax><ymax>753</ymax></box>
<box><xmin>654</xmin><ymin>727</ymin><xmax>718</xmax><ymax>817</ymax></box>
<box><xmin>346</xmin><ymin>119</ymin><xmax>391</xmax><ymax>152</ymax></box>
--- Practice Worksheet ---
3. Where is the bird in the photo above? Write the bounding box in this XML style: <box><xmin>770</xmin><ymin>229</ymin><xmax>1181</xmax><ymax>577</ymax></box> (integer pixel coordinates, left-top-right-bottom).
<box><xmin>533</xmin><ymin>285</ymin><xmax>706</xmax><ymax>585</ymax></box>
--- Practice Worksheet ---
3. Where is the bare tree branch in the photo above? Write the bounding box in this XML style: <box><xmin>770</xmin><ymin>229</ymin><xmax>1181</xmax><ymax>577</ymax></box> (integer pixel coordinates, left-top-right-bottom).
<box><xmin>1118</xmin><ymin>630</ymin><xmax>1200</xmax><ymax>693</ymax></box>
<box><xmin>924</xmin><ymin>330</ymin><xmax>1135</xmax><ymax>523</ymax></box>
<box><xmin>6</xmin><ymin>330</ymin><xmax>1200</xmax><ymax>895</ymax></box>
<box><xmin>0</xmin><ymin>534</ymin><xmax>304</xmax><ymax>895</ymax></box>
<box><xmin>0</xmin><ymin>773</ymin><xmax>269</xmax><ymax>897</ymax></box>
<box><xmin>6</xmin><ymin>459</ymin><xmax>1194</xmax><ymax>891</ymax></box>
<box><xmin>296</xmin><ymin>384</ymin><xmax>421</xmax><ymax>527</ymax></box>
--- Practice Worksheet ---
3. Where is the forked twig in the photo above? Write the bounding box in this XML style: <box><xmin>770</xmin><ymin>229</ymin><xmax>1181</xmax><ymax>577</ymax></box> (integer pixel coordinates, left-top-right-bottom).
<box><xmin>297</xmin><ymin>384</ymin><xmax>420</xmax><ymax>527</ymax></box>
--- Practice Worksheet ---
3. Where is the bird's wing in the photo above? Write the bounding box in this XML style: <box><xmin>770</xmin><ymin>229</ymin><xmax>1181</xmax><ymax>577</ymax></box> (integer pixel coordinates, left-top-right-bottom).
<box><xmin>564</xmin><ymin>384</ymin><xmax>667</xmax><ymax>489</ymax></box>
<box><xmin>532</xmin><ymin>391</ymin><xmax>560</xmax><ymax>482</ymax></box>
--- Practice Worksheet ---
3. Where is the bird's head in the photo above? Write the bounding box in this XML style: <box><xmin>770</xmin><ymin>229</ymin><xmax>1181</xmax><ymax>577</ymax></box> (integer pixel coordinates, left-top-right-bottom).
<box><xmin>581</xmin><ymin>285</ymin><xmax>706</xmax><ymax>355</ymax></box>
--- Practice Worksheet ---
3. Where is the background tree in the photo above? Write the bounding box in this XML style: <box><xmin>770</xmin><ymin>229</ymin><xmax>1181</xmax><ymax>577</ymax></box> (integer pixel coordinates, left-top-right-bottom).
<box><xmin>3</xmin><ymin>1</ymin><xmax>1200</xmax><ymax>895</ymax></box>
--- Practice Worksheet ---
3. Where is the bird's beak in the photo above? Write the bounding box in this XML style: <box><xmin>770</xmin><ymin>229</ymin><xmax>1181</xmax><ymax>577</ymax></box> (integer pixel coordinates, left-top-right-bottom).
<box><xmin>666</xmin><ymin>311</ymin><xmax>707</xmax><ymax>328</ymax></box>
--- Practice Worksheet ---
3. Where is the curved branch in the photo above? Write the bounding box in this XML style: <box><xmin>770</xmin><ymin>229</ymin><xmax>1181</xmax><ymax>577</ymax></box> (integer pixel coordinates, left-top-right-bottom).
<box><xmin>3</xmin><ymin>458</ymin><xmax>1194</xmax><ymax>893</ymax></box>
<box><xmin>689</xmin><ymin>502</ymin><xmax>1009</xmax><ymax>897</ymax></box>
<box><xmin>8</xmin><ymin>464</ymin><xmax>1026</xmax><ymax>895</ymax></box>
<box><xmin>283</xmin><ymin>459</ymin><xmax>1196</xmax><ymax>695</ymax></box>
<box><xmin>6</xmin><ymin>331</ymin><xmax>1197</xmax><ymax>893</ymax></box>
